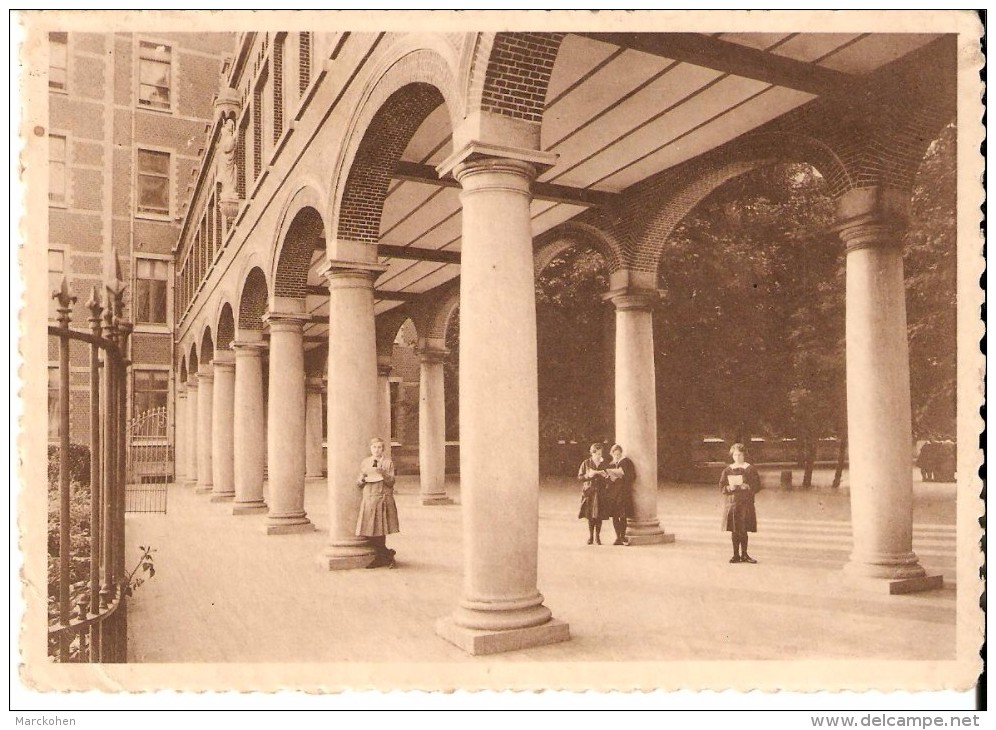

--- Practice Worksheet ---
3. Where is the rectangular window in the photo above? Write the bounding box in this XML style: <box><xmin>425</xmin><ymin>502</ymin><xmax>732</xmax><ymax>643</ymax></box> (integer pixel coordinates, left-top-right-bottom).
<box><xmin>49</xmin><ymin>134</ymin><xmax>66</xmax><ymax>205</ymax></box>
<box><xmin>48</xmin><ymin>367</ymin><xmax>61</xmax><ymax>440</ymax></box>
<box><xmin>136</xmin><ymin>148</ymin><xmax>170</xmax><ymax>215</ymax></box>
<box><xmin>133</xmin><ymin>370</ymin><xmax>169</xmax><ymax>420</ymax></box>
<box><xmin>48</xmin><ymin>249</ymin><xmax>65</xmax><ymax>320</ymax></box>
<box><xmin>49</xmin><ymin>32</ymin><xmax>68</xmax><ymax>91</ymax></box>
<box><xmin>138</xmin><ymin>41</ymin><xmax>172</xmax><ymax>110</ymax></box>
<box><xmin>134</xmin><ymin>258</ymin><xmax>169</xmax><ymax>325</ymax></box>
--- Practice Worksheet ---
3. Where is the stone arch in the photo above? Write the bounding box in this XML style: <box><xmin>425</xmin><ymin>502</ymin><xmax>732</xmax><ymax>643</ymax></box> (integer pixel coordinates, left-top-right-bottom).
<box><xmin>271</xmin><ymin>182</ymin><xmax>327</xmax><ymax>304</ymax></box>
<box><xmin>464</xmin><ymin>32</ymin><xmax>566</xmax><ymax>124</ymax></box>
<box><xmin>237</xmin><ymin>265</ymin><xmax>269</xmax><ymax>334</ymax></box>
<box><xmin>534</xmin><ymin>221</ymin><xmax>623</xmax><ymax>277</ymax></box>
<box><xmin>179</xmin><ymin>355</ymin><xmax>188</xmax><ymax>384</ymax></box>
<box><xmin>199</xmin><ymin>326</ymin><xmax>214</xmax><ymax>367</ymax></box>
<box><xmin>327</xmin><ymin>46</ymin><xmax>459</xmax><ymax>246</ymax></box>
<box><xmin>216</xmin><ymin>302</ymin><xmax>236</xmax><ymax>352</ymax></box>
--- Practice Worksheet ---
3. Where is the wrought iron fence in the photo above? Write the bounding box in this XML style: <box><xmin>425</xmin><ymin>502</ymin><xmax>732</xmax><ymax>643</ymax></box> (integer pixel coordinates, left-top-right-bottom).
<box><xmin>48</xmin><ymin>276</ymin><xmax>131</xmax><ymax>663</ymax></box>
<box><xmin>126</xmin><ymin>406</ymin><xmax>170</xmax><ymax>514</ymax></box>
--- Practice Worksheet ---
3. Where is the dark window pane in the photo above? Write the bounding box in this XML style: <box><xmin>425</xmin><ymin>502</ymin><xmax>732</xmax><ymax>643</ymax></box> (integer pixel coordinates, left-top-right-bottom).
<box><xmin>150</xmin><ymin>280</ymin><xmax>167</xmax><ymax>323</ymax></box>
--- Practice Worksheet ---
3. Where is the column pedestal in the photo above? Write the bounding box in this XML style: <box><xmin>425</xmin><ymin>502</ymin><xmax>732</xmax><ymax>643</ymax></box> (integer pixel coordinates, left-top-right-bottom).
<box><xmin>837</xmin><ymin>188</ymin><xmax>940</xmax><ymax>593</ymax></box>
<box><xmin>263</xmin><ymin>312</ymin><xmax>313</xmax><ymax>535</ymax></box>
<box><xmin>184</xmin><ymin>379</ymin><xmax>198</xmax><ymax>487</ymax></box>
<box><xmin>418</xmin><ymin>343</ymin><xmax>452</xmax><ymax>505</ymax></box>
<box><xmin>433</xmin><ymin>148</ymin><xmax>568</xmax><ymax>654</ymax></box>
<box><xmin>232</xmin><ymin>339</ymin><xmax>268</xmax><ymax>515</ymax></box>
<box><xmin>195</xmin><ymin>367</ymin><xmax>214</xmax><ymax>495</ymax></box>
<box><xmin>318</xmin><ymin>261</ymin><xmax>383</xmax><ymax>570</ymax></box>
<box><xmin>210</xmin><ymin>355</ymin><xmax>236</xmax><ymax>502</ymax></box>
<box><xmin>606</xmin><ymin>286</ymin><xmax>674</xmax><ymax>546</ymax></box>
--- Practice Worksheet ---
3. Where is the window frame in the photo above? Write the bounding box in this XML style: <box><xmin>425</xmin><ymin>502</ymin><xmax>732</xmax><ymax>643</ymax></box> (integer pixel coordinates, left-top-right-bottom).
<box><xmin>48</xmin><ymin>31</ymin><xmax>69</xmax><ymax>94</ymax></box>
<box><xmin>134</xmin><ymin>145</ymin><xmax>173</xmax><ymax>220</ymax></box>
<box><xmin>48</xmin><ymin>132</ymin><xmax>69</xmax><ymax>208</ymax></box>
<box><xmin>131</xmin><ymin>367</ymin><xmax>171</xmax><ymax>444</ymax></box>
<box><xmin>135</xmin><ymin>37</ymin><xmax>175</xmax><ymax>113</ymax></box>
<box><xmin>132</xmin><ymin>253</ymin><xmax>173</xmax><ymax>332</ymax></box>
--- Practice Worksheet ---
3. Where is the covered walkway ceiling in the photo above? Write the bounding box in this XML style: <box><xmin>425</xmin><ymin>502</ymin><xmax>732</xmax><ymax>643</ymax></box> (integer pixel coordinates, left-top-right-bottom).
<box><xmin>301</xmin><ymin>31</ymin><xmax>943</xmax><ymax>344</ymax></box>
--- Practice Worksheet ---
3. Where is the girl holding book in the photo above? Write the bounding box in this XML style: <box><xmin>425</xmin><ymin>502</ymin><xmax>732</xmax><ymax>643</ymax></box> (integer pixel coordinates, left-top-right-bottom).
<box><xmin>719</xmin><ymin>442</ymin><xmax>760</xmax><ymax>563</ymax></box>
<box><xmin>356</xmin><ymin>437</ymin><xmax>399</xmax><ymax>568</ymax></box>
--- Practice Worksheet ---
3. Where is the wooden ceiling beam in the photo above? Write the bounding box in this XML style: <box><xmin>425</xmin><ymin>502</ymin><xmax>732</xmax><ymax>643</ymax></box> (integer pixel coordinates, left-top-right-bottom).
<box><xmin>574</xmin><ymin>32</ymin><xmax>854</xmax><ymax>97</ymax></box>
<box><xmin>394</xmin><ymin>160</ymin><xmax>617</xmax><ymax>208</ymax></box>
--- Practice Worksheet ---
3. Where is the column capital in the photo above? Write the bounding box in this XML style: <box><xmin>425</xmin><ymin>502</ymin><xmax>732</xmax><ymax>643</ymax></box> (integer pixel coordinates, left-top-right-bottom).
<box><xmin>835</xmin><ymin>186</ymin><xmax>910</xmax><ymax>253</ymax></box>
<box><xmin>186</xmin><ymin>376</ymin><xmax>198</xmax><ymax>389</ymax></box>
<box><xmin>437</xmin><ymin>141</ymin><xmax>558</xmax><ymax>182</ymax></box>
<box><xmin>603</xmin><ymin>287</ymin><xmax>660</xmax><ymax>311</ymax></box>
<box><xmin>197</xmin><ymin>366</ymin><xmax>214</xmax><ymax>383</ymax></box>
<box><xmin>322</xmin><ymin>258</ymin><xmax>388</xmax><ymax>286</ymax></box>
<box><xmin>263</xmin><ymin>311</ymin><xmax>310</xmax><ymax>332</ymax></box>
<box><xmin>176</xmin><ymin>384</ymin><xmax>187</xmax><ymax>398</ymax></box>
<box><xmin>418</xmin><ymin>345</ymin><xmax>448</xmax><ymax>364</ymax></box>
<box><xmin>305</xmin><ymin>376</ymin><xmax>326</xmax><ymax>394</ymax></box>
<box><xmin>232</xmin><ymin>339</ymin><xmax>268</xmax><ymax>354</ymax></box>
<box><xmin>213</xmin><ymin>355</ymin><xmax>235</xmax><ymax>372</ymax></box>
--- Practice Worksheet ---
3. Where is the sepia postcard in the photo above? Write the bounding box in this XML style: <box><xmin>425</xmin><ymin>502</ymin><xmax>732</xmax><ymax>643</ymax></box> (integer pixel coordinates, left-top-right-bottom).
<box><xmin>12</xmin><ymin>9</ymin><xmax>986</xmax><ymax>704</ymax></box>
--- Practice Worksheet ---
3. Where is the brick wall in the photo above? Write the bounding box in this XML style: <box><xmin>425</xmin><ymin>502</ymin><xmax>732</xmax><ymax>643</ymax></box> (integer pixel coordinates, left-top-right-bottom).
<box><xmin>238</xmin><ymin>267</ymin><xmax>268</xmax><ymax>331</ymax></box>
<box><xmin>474</xmin><ymin>32</ymin><xmax>565</xmax><ymax>123</ymax></box>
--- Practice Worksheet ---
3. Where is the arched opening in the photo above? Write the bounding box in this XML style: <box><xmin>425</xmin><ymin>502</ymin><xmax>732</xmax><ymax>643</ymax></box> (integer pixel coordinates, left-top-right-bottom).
<box><xmin>237</xmin><ymin>267</ymin><xmax>269</xmax><ymax>335</ymax></box>
<box><xmin>199</xmin><ymin>327</ymin><xmax>215</xmax><ymax>368</ymax></box>
<box><xmin>535</xmin><ymin>241</ymin><xmax>613</xmax><ymax>474</ymax></box>
<box><xmin>654</xmin><ymin>161</ymin><xmax>841</xmax><ymax>486</ymax></box>
<box><xmin>904</xmin><ymin>121</ymin><xmax>956</xmax><ymax>482</ymax></box>
<box><xmin>216</xmin><ymin>303</ymin><xmax>235</xmax><ymax>354</ymax></box>
<box><xmin>188</xmin><ymin>348</ymin><xmax>199</xmax><ymax>381</ymax></box>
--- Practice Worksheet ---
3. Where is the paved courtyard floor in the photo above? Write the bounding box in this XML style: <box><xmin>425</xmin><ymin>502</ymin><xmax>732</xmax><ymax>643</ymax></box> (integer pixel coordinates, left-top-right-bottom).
<box><xmin>126</xmin><ymin>471</ymin><xmax>956</xmax><ymax>664</ymax></box>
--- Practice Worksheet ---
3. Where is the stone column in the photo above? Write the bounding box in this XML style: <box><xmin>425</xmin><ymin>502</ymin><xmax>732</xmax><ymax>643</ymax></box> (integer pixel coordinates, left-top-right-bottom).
<box><xmin>174</xmin><ymin>385</ymin><xmax>187</xmax><ymax>483</ymax></box>
<box><xmin>210</xmin><ymin>353</ymin><xmax>236</xmax><ymax>502</ymax></box>
<box><xmin>195</xmin><ymin>366</ymin><xmax>214</xmax><ymax>494</ymax></box>
<box><xmin>838</xmin><ymin>187</ymin><xmax>941</xmax><ymax>593</ymax></box>
<box><xmin>418</xmin><ymin>341</ymin><xmax>451</xmax><ymax>505</ymax></box>
<box><xmin>184</xmin><ymin>378</ymin><xmax>198</xmax><ymax>487</ymax></box>
<box><xmin>434</xmin><ymin>148</ymin><xmax>568</xmax><ymax>655</ymax></box>
<box><xmin>305</xmin><ymin>377</ymin><xmax>325</xmax><ymax>478</ymax></box>
<box><xmin>232</xmin><ymin>339</ymin><xmax>267</xmax><ymax>514</ymax></box>
<box><xmin>606</xmin><ymin>285</ymin><xmax>673</xmax><ymax>546</ymax></box>
<box><xmin>318</xmin><ymin>260</ymin><xmax>384</xmax><ymax>570</ymax></box>
<box><xmin>376</xmin><ymin>357</ymin><xmax>394</xmax><ymax>459</ymax></box>
<box><xmin>262</xmin><ymin>312</ymin><xmax>313</xmax><ymax>534</ymax></box>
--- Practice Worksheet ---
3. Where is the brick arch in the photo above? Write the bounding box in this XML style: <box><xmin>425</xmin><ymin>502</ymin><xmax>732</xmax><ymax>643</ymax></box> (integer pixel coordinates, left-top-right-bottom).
<box><xmin>336</xmin><ymin>83</ymin><xmax>445</xmax><ymax>244</ymax></box>
<box><xmin>414</xmin><ymin>282</ymin><xmax>460</xmax><ymax>342</ymax></box>
<box><xmin>179</xmin><ymin>355</ymin><xmax>187</xmax><ymax>383</ymax></box>
<box><xmin>188</xmin><ymin>347</ymin><xmax>199</xmax><ymax>381</ymax></box>
<box><xmin>375</xmin><ymin>307</ymin><xmax>415</xmax><ymax>357</ymax></box>
<box><xmin>216</xmin><ymin>302</ymin><xmax>235</xmax><ymax>352</ymax></box>
<box><xmin>237</xmin><ymin>266</ymin><xmax>269</xmax><ymax>332</ymax></box>
<box><xmin>534</xmin><ymin>221</ymin><xmax>623</xmax><ymax>277</ymax></box>
<box><xmin>465</xmin><ymin>32</ymin><xmax>566</xmax><ymax>124</ymax></box>
<box><xmin>328</xmin><ymin>46</ymin><xmax>459</xmax><ymax>246</ymax></box>
<box><xmin>273</xmin><ymin>205</ymin><xmax>324</xmax><ymax>301</ymax></box>
<box><xmin>199</xmin><ymin>326</ymin><xmax>214</xmax><ymax>366</ymax></box>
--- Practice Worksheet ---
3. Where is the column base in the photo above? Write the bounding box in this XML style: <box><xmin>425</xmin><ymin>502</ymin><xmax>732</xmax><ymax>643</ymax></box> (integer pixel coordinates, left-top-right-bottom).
<box><xmin>420</xmin><ymin>495</ymin><xmax>454</xmax><ymax>506</ymax></box>
<box><xmin>195</xmin><ymin>485</ymin><xmax>213</xmax><ymax>494</ymax></box>
<box><xmin>317</xmin><ymin>543</ymin><xmax>377</xmax><ymax>571</ymax></box>
<box><xmin>184</xmin><ymin>479</ymin><xmax>198</xmax><ymax>489</ymax></box>
<box><xmin>232</xmin><ymin>501</ymin><xmax>267</xmax><ymax>515</ymax></box>
<box><xmin>263</xmin><ymin>515</ymin><xmax>314</xmax><ymax>535</ymax></box>
<box><xmin>845</xmin><ymin>572</ymin><xmax>944</xmax><ymax>595</ymax></box>
<box><xmin>210</xmin><ymin>492</ymin><xmax>235</xmax><ymax>503</ymax></box>
<box><xmin>626</xmin><ymin>520</ymin><xmax>676</xmax><ymax>546</ymax></box>
<box><xmin>436</xmin><ymin>616</ymin><xmax>569</xmax><ymax>656</ymax></box>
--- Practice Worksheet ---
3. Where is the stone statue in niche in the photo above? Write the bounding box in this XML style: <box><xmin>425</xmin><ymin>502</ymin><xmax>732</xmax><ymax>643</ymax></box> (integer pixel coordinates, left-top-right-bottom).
<box><xmin>217</xmin><ymin>115</ymin><xmax>238</xmax><ymax>200</ymax></box>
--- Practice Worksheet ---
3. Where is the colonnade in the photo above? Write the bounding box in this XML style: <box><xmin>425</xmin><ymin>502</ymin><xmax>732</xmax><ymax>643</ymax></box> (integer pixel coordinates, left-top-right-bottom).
<box><xmin>173</xmin><ymin>163</ymin><xmax>937</xmax><ymax>659</ymax></box>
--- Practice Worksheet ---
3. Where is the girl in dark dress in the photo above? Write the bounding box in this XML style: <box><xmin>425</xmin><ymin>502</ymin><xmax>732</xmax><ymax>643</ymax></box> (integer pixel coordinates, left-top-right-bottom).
<box><xmin>605</xmin><ymin>444</ymin><xmax>635</xmax><ymax>545</ymax></box>
<box><xmin>577</xmin><ymin>443</ymin><xmax>609</xmax><ymax>544</ymax></box>
<box><xmin>720</xmin><ymin>442</ymin><xmax>760</xmax><ymax>563</ymax></box>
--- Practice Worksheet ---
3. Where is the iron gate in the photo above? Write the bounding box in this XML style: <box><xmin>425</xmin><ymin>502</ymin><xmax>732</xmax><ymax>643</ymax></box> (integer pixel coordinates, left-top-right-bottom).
<box><xmin>126</xmin><ymin>406</ymin><xmax>171</xmax><ymax>513</ymax></box>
